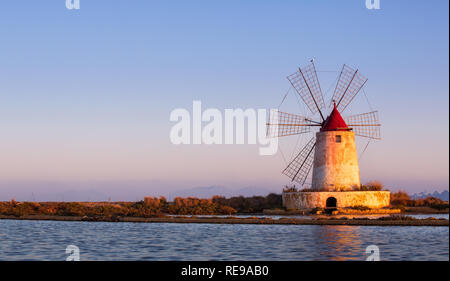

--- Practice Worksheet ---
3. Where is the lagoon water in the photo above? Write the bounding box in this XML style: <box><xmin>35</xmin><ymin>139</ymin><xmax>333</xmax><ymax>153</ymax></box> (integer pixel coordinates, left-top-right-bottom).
<box><xmin>0</xmin><ymin>219</ymin><xmax>448</xmax><ymax>261</ymax></box>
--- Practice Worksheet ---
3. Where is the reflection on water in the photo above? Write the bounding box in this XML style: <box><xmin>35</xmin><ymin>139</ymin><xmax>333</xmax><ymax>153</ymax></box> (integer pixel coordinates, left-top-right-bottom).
<box><xmin>0</xmin><ymin>219</ymin><xmax>447</xmax><ymax>261</ymax></box>
<box><xmin>314</xmin><ymin>226</ymin><xmax>363</xmax><ymax>261</ymax></box>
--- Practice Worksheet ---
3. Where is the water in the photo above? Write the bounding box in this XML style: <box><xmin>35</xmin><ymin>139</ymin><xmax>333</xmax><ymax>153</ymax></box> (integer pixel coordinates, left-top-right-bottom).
<box><xmin>0</xmin><ymin>219</ymin><xmax>448</xmax><ymax>261</ymax></box>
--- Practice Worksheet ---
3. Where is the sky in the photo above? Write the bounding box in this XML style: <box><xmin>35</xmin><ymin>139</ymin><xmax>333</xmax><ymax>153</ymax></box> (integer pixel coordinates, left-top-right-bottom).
<box><xmin>0</xmin><ymin>0</ymin><xmax>448</xmax><ymax>200</ymax></box>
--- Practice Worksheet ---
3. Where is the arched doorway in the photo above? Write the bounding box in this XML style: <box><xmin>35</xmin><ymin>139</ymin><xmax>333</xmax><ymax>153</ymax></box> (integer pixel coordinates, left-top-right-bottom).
<box><xmin>326</xmin><ymin>197</ymin><xmax>337</xmax><ymax>209</ymax></box>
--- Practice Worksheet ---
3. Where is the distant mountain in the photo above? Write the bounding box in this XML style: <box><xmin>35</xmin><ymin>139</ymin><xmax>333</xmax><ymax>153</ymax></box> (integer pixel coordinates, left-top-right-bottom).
<box><xmin>411</xmin><ymin>190</ymin><xmax>449</xmax><ymax>201</ymax></box>
<box><xmin>0</xmin><ymin>181</ymin><xmax>281</xmax><ymax>202</ymax></box>
<box><xmin>168</xmin><ymin>186</ymin><xmax>279</xmax><ymax>200</ymax></box>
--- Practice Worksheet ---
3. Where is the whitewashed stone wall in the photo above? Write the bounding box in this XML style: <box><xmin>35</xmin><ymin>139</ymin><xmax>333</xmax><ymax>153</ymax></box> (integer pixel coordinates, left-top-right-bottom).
<box><xmin>282</xmin><ymin>191</ymin><xmax>391</xmax><ymax>209</ymax></box>
<box><xmin>312</xmin><ymin>131</ymin><xmax>360</xmax><ymax>191</ymax></box>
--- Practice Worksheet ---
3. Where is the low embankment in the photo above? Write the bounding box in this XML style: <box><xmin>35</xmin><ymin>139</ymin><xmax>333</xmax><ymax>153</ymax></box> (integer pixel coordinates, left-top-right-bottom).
<box><xmin>0</xmin><ymin>214</ymin><xmax>447</xmax><ymax>227</ymax></box>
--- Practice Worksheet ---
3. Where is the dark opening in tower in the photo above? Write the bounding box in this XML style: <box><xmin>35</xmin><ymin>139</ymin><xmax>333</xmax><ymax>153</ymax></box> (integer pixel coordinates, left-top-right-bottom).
<box><xmin>326</xmin><ymin>197</ymin><xmax>337</xmax><ymax>209</ymax></box>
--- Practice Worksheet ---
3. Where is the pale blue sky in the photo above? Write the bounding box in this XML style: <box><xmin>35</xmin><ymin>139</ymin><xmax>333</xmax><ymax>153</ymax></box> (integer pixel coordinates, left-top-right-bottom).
<box><xmin>0</xmin><ymin>0</ymin><xmax>448</xmax><ymax>200</ymax></box>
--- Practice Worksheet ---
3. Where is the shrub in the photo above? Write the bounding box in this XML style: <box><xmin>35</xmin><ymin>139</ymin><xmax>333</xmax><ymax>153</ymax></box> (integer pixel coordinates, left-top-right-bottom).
<box><xmin>390</xmin><ymin>191</ymin><xmax>411</xmax><ymax>206</ymax></box>
<box><xmin>0</xmin><ymin>193</ymin><xmax>282</xmax><ymax>217</ymax></box>
<box><xmin>212</xmin><ymin>194</ymin><xmax>283</xmax><ymax>213</ymax></box>
<box><xmin>350</xmin><ymin>205</ymin><xmax>371</xmax><ymax>211</ymax></box>
<box><xmin>379</xmin><ymin>215</ymin><xmax>416</xmax><ymax>221</ymax></box>
<box><xmin>361</xmin><ymin>181</ymin><xmax>384</xmax><ymax>191</ymax></box>
<box><xmin>282</xmin><ymin>185</ymin><xmax>297</xmax><ymax>192</ymax></box>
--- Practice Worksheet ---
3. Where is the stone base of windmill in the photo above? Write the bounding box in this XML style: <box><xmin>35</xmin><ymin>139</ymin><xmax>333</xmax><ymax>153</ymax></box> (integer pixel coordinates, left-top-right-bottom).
<box><xmin>282</xmin><ymin>191</ymin><xmax>391</xmax><ymax>211</ymax></box>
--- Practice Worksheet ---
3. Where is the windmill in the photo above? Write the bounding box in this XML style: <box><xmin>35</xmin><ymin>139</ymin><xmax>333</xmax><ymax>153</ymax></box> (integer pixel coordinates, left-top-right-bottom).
<box><xmin>267</xmin><ymin>60</ymin><xmax>381</xmax><ymax>192</ymax></box>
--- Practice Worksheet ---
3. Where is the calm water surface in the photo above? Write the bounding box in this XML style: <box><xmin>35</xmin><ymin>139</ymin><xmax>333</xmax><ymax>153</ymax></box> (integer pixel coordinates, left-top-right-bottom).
<box><xmin>0</xmin><ymin>219</ymin><xmax>448</xmax><ymax>261</ymax></box>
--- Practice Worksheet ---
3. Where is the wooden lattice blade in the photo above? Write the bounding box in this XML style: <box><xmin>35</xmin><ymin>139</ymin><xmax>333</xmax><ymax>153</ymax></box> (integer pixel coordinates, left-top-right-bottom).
<box><xmin>266</xmin><ymin>110</ymin><xmax>314</xmax><ymax>138</ymax></box>
<box><xmin>287</xmin><ymin>62</ymin><xmax>325</xmax><ymax>117</ymax></box>
<box><xmin>345</xmin><ymin>111</ymin><xmax>381</xmax><ymax>140</ymax></box>
<box><xmin>282</xmin><ymin>136</ymin><xmax>316</xmax><ymax>185</ymax></box>
<box><xmin>331</xmin><ymin>64</ymin><xmax>368</xmax><ymax>113</ymax></box>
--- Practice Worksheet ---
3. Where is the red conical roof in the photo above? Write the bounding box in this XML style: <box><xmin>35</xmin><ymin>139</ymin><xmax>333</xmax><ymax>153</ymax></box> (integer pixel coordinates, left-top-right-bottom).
<box><xmin>321</xmin><ymin>104</ymin><xmax>349</xmax><ymax>131</ymax></box>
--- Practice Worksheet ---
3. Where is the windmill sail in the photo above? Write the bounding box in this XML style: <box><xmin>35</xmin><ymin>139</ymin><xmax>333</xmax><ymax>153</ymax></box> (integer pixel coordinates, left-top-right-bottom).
<box><xmin>282</xmin><ymin>136</ymin><xmax>316</xmax><ymax>185</ymax></box>
<box><xmin>266</xmin><ymin>110</ymin><xmax>313</xmax><ymax>138</ymax></box>
<box><xmin>345</xmin><ymin>111</ymin><xmax>381</xmax><ymax>140</ymax></box>
<box><xmin>331</xmin><ymin>64</ymin><xmax>368</xmax><ymax>113</ymax></box>
<box><xmin>287</xmin><ymin>62</ymin><xmax>325</xmax><ymax>119</ymax></box>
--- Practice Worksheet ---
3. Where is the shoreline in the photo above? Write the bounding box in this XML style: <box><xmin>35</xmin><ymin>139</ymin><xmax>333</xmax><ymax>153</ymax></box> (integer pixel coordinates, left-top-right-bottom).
<box><xmin>262</xmin><ymin>208</ymin><xmax>449</xmax><ymax>215</ymax></box>
<box><xmin>0</xmin><ymin>215</ymin><xmax>448</xmax><ymax>227</ymax></box>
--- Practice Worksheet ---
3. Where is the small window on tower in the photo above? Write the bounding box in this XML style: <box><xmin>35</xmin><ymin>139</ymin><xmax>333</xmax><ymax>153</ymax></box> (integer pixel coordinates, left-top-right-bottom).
<box><xmin>336</xmin><ymin>135</ymin><xmax>342</xmax><ymax>143</ymax></box>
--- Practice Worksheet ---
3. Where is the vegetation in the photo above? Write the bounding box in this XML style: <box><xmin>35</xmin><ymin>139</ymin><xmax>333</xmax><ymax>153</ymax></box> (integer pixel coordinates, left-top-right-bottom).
<box><xmin>212</xmin><ymin>193</ymin><xmax>282</xmax><ymax>213</ymax></box>
<box><xmin>282</xmin><ymin>185</ymin><xmax>298</xmax><ymax>192</ymax></box>
<box><xmin>390</xmin><ymin>191</ymin><xmax>449</xmax><ymax>210</ymax></box>
<box><xmin>1</xmin><ymin>190</ymin><xmax>447</xmax><ymax>219</ymax></box>
<box><xmin>360</xmin><ymin>181</ymin><xmax>384</xmax><ymax>191</ymax></box>
<box><xmin>390</xmin><ymin>191</ymin><xmax>411</xmax><ymax>206</ymax></box>
<box><xmin>0</xmin><ymin>193</ymin><xmax>283</xmax><ymax>218</ymax></box>
<box><xmin>378</xmin><ymin>215</ymin><xmax>418</xmax><ymax>221</ymax></box>
<box><xmin>349</xmin><ymin>205</ymin><xmax>371</xmax><ymax>211</ymax></box>
<box><xmin>310</xmin><ymin>207</ymin><xmax>324</xmax><ymax>213</ymax></box>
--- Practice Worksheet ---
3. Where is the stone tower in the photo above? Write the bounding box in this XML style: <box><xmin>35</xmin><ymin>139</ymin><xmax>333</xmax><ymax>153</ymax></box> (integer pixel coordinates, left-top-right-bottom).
<box><xmin>311</xmin><ymin>105</ymin><xmax>361</xmax><ymax>191</ymax></box>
